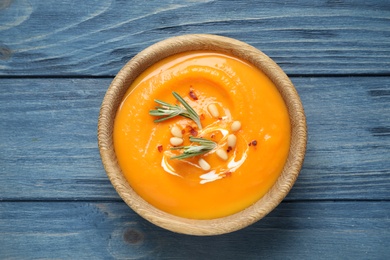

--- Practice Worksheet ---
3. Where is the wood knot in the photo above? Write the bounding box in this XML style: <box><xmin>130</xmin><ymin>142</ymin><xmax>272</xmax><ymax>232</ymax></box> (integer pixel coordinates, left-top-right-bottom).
<box><xmin>0</xmin><ymin>45</ymin><xmax>12</xmax><ymax>60</ymax></box>
<box><xmin>0</xmin><ymin>0</ymin><xmax>13</xmax><ymax>10</ymax></box>
<box><xmin>123</xmin><ymin>228</ymin><xmax>144</xmax><ymax>245</ymax></box>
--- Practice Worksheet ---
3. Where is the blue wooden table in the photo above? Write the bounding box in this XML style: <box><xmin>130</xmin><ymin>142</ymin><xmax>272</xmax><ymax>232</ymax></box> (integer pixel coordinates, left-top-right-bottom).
<box><xmin>1</xmin><ymin>1</ymin><xmax>389</xmax><ymax>259</ymax></box>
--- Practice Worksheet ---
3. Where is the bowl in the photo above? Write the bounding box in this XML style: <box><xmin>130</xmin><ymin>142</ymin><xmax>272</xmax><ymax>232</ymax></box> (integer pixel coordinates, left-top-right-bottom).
<box><xmin>98</xmin><ymin>34</ymin><xmax>307</xmax><ymax>235</ymax></box>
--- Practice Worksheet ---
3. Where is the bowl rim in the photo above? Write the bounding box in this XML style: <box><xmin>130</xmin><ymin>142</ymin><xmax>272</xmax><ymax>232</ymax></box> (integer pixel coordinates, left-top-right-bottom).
<box><xmin>98</xmin><ymin>34</ymin><xmax>307</xmax><ymax>236</ymax></box>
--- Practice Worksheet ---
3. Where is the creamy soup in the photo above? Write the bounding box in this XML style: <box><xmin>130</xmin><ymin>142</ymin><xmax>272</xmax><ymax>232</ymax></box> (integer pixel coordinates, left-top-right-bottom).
<box><xmin>113</xmin><ymin>51</ymin><xmax>291</xmax><ymax>219</ymax></box>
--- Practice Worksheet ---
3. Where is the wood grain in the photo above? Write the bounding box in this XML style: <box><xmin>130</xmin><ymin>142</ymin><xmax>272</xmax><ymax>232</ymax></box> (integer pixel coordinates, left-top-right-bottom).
<box><xmin>0</xmin><ymin>0</ymin><xmax>389</xmax><ymax>76</ymax></box>
<box><xmin>0</xmin><ymin>201</ymin><xmax>389</xmax><ymax>259</ymax></box>
<box><xmin>0</xmin><ymin>77</ymin><xmax>389</xmax><ymax>201</ymax></box>
<box><xmin>0</xmin><ymin>0</ymin><xmax>389</xmax><ymax>256</ymax></box>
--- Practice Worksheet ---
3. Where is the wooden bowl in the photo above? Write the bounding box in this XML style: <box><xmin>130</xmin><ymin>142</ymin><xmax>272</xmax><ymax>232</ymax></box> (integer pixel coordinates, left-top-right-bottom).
<box><xmin>98</xmin><ymin>34</ymin><xmax>307</xmax><ymax>235</ymax></box>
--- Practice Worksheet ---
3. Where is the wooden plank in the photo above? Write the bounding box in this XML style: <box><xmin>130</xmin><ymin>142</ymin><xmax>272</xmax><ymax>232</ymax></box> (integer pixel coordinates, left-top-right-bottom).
<box><xmin>0</xmin><ymin>201</ymin><xmax>389</xmax><ymax>259</ymax></box>
<box><xmin>1</xmin><ymin>0</ymin><xmax>390</xmax><ymax>76</ymax></box>
<box><xmin>1</xmin><ymin>77</ymin><xmax>389</xmax><ymax>200</ymax></box>
<box><xmin>0</xmin><ymin>78</ymin><xmax>118</xmax><ymax>200</ymax></box>
<box><xmin>289</xmin><ymin>76</ymin><xmax>390</xmax><ymax>200</ymax></box>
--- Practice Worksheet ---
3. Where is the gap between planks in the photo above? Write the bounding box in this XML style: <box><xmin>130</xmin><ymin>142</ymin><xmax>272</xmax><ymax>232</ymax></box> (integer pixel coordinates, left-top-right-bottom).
<box><xmin>1</xmin><ymin>73</ymin><xmax>390</xmax><ymax>79</ymax></box>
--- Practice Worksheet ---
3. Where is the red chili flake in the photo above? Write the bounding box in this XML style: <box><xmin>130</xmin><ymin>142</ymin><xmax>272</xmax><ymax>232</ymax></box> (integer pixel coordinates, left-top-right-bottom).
<box><xmin>251</xmin><ymin>140</ymin><xmax>258</xmax><ymax>146</ymax></box>
<box><xmin>227</xmin><ymin>146</ymin><xmax>232</xmax><ymax>153</ymax></box>
<box><xmin>248</xmin><ymin>142</ymin><xmax>252</xmax><ymax>146</ymax></box>
<box><xmin>200</xmin><ymin>114</ymin><xmax>205</xmax><ymax>120</ymax></box>
<box><xmin>181</xmin><ymin>129</ymin><xmax>186</xmax><ymax>135</ymax></box>
<box><xmin>157</xmin><ymin>145</ymin><xmax>163</xmax><ymax>152</ymax></box>
<box><xmin>224</xmin><ymin>172</ymin><xmax>232</xmax><ymax>177</ymax></box>
<box><xmin>210</xmin><ymin>133</ymin><xmax>215</xmax><ymax>139</ymax></box>
<box><xmin>185</xmin><ymin>125</ymin><xmax>192</xmax><ymax>130</ymax></box>
<box><xmin>190</xmin><ymin>128</ymin><xmax>198</xmax><ymax>136</ymax></box>
<box><xmin>189</xmin><ymin>89</ymin><xmax>198</xmax><ymax>100</ymax></box>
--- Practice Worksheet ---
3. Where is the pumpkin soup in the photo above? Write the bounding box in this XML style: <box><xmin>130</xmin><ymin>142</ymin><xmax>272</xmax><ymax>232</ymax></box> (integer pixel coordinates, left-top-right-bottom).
<box><xmin>113</xmin><ymin>51</ymin><xmax>291</xmax><ymax>219</ymax></box>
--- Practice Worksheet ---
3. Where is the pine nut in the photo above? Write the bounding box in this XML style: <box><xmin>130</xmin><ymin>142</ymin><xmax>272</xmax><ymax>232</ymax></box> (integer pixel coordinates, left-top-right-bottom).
<box><xmin>227</xmin><ymin>134</ymin><xmax>237</xmax><ymax>148</ymax></box>
<box><xmin>170</xmin><ymin>137</ymin><xmax>183</xmax><ymax>146</ymax></box>
<box><xmin>231</xmin><ymin>121</ymin><xmax>241</xmax><ymax>132</ymax></box>
<box><xmin>198</xmin><ymin>158</ymin><xmax>211</xmax><ymax>171</ymax></box>
<box><xmin>216</xmin><ymin>149</ymin><xmax>228</xmax><ymax>160</ymax></box>
<box><xmin>208</xmin><ymin>104</ymin><xmax>219</xmax><ymax>118</ymax></box>
<box><xmin>170</xmin><ymin>125</ymin><xmax>182</xmax><ymax>137</ymax></box>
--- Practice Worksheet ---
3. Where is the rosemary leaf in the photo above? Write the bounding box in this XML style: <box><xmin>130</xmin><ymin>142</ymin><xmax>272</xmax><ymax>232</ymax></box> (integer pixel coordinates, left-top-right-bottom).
<box><xmin>171</xmin><ymin>137</ymin><xmax>217</xmax><ymax>160</ymax></box>
<box><xmin>149</xmin><ymin>92</ymin><xmax>202</xmax><ymax>130</ymax></box>
<box><xmin>172</xmin><ymin>92</ymin><xmax>202</xmax><ymax>129</ymax></box>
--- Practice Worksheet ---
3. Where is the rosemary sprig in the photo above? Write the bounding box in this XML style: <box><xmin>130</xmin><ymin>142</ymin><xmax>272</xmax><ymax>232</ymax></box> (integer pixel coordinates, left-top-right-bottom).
<box><xmin>149</xmin><ymin>92</ymin><xmax>202</xmax><ymax>130</ymax></box>
<box><xmin>170</xmin><ymin>137</ymin><xmax>217</xmax><ymax>160</ymax></box>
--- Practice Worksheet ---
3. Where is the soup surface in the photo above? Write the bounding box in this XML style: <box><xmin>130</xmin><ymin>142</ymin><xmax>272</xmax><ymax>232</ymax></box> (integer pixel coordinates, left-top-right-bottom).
<box><xmin>114</xmin><ymin>51</ymin><xmax>291</xmax><ymax>219</ymax></box>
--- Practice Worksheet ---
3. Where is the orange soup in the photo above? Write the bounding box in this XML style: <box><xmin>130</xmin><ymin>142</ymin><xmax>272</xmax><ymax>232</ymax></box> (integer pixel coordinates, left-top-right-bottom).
<box><xmin>113</xmin><ymin>51</ymin><xmax>291</xmax><ymax>219</ymax></box>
